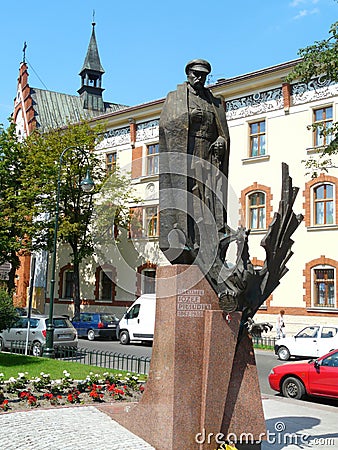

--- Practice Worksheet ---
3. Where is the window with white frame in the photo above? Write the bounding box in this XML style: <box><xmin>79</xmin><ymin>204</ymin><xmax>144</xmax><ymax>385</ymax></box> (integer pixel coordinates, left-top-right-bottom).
<box><xmin>249</xmin><ymin>120</ymin><xmax>266</xmax><ymax>157</ymax></box>
<box><xmin>313</xmin><ymin>106</ymin><xmax>333</xmax><ymax>147</ymax></box>
<box><xmin>146</xmin><ymin>143</ymin><xmax>159</xmax><ymax>175</ymax></box>
<box><xmin>144</xmin><ymin>206</ymin><xmax>159</xmax><ymax>237</ymax></box>
<box><xmin>313</xmin><ymin>183</ymin><xmax>334</xmax><ymax>225</ymax></box>
<box><xmin>312</xmin><ymin>266</ymin><xmax>335</xmax><ymax>308</ymax></box>
<box><xmin>248</xmin><ymin>192</ymin><xmax>266</xmax><ymax>229</ymax></box>
<box><xmin>106</xmin><ymin>152</ymin><xmax>117</xmax><ymax>174</ymax></box>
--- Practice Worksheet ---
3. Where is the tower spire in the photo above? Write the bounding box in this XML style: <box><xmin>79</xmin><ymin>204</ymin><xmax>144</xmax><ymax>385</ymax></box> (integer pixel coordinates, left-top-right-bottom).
<box><xmin>78</xmin><ymin>20</ymin><xmax>105</xmax><ymax>111</ymax></box>
<box><xmin>22</xmin><ymin>41</ymin><xmax>27</xmax><ymax>63</ymax></box>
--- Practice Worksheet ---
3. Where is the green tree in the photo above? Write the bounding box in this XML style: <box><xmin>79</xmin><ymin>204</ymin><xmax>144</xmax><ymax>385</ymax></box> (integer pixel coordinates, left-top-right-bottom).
<box><xmin>0</xmin><ymin>123</ymin><xmax>34</xmax><ymax>292</ymax></box>
<box><xmin>287</xmin><ymin>20</ymin><xmax>338</xmax><ymax>176</ymax></box>
<box><xmin>0</xmin><ymin>287</ymin><xmax>18</xmax><ymax>333</ymax></box>
<box><xmin>23</xmin><ymin>121</ymin><xmax>136</xmax><ymax>319</ymax></box>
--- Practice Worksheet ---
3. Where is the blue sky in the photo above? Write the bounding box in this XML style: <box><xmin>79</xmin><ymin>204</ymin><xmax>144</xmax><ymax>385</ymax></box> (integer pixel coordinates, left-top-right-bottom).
<box><xmin>0</xmin><ymin>0</ymin><xmax>337</xmax><ymax>126</ymax></box>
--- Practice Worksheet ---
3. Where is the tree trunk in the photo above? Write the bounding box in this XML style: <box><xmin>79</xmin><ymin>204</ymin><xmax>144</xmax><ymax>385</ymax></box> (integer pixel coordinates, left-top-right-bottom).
<box><xmin>8</xmin><ymin>252</ymin><xmax>20</xmax><ymax>294</ymax></box>
<box><xmin>73</xmin><ymin>259</ymin><xmax>81</xmax><ymax>320</ymax></box>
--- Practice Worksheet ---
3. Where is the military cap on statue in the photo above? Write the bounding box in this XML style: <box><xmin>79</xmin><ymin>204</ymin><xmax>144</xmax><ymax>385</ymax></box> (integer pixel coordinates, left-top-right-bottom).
<box><xmin>185</xmin><ymin>59</ymin><xmax>212</xmax><ymax>74</ymax></box>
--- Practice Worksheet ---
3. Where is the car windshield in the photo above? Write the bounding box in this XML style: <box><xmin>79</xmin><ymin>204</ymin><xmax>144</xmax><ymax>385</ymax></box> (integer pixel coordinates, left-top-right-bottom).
<box><xmin>296</xmin><ymin>326</ymin><xmax>320</xmax><ymax>338</ymax></box>
<box><xmin>101</xmin><ymin>314</ymin><xmax>118</xmax><ymax>322</ymax></box>
<box><xmin>46</xmin><ymin>318</ymin><xmax>73</xmax><ymax>328</ymax></box>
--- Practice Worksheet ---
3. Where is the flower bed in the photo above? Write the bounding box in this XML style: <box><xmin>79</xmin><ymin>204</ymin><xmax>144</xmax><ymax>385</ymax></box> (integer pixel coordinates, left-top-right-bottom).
<box><xmin>0</xmin><ymin>370</ymin><xmax>146</xmax><ymax>413</ymax></box>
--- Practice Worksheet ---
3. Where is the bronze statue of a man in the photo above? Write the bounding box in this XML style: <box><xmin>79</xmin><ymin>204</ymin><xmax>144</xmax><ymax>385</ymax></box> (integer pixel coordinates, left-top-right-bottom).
<box><xmin>159</xmin><ymin>59</ymin><xmax>230</xmax><ymax>265</ymax></box>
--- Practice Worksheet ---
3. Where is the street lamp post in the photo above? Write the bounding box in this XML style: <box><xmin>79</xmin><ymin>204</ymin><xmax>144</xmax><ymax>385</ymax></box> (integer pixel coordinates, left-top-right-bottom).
<box><xmin>44</xmin><ymin>146</ymin><xmax>94</xmax><ymax>358</ymax></box>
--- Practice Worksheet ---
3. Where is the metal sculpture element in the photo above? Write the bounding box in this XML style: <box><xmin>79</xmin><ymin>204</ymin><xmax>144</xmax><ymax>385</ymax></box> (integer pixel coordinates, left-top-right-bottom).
<box><xmin>203</xmin><ymin>163</ymin><xmax>304</xmax><ymax>322</ymax></box>
<box><xmin>159</xmin><ymin>59</ymin><xmax>303</xmax><ymax>326</ymax></box>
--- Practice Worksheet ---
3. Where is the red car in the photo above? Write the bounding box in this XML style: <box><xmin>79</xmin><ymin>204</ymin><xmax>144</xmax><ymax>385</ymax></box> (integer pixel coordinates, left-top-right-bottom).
<box><xmin>268</xmin><ymin>349</ymin><xmax>338</xmax><ymax>400</ymax></box>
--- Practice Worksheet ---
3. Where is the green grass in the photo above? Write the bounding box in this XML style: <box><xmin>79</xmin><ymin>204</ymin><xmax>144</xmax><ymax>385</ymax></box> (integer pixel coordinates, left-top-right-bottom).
<box><xmin>0</xmin><ymin>353</ymin><xmax>146</xmax><ymax>380</ymax></box>
<box><xmin>253</xmin><ymin>343</ymin><xmax>274</xmax><ymax>350</ymax></box>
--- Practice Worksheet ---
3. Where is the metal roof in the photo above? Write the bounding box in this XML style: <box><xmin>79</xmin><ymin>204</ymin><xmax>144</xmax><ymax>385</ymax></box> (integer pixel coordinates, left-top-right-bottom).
<box><xmin>30</xmin><ymin>88</ymin><xmax>128</xmax><ymax>131</ymax></box>
<box><xmin>79</xmin><ymin>23</ymin><xmax>104</xmax><ymax>75</ymax></box>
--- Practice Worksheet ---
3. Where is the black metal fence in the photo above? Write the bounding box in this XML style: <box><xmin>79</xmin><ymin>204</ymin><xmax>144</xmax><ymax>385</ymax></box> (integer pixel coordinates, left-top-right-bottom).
<box><xmin>57</xmin><ymin>347</ymin><xmax>151</xmax><ymax>374</ymax></box>
<box><xmin>4</xmin><ymin>336</ymin><xmax>275</xmax><ymax>374</ymax></box>
<box><xmin>4</xmin><ymin>342</ymin><xmax>151</xmax><ymax>375</ymax></box>
<box><xmin>252</xmin><ymin>335</ymin><xmax>276</xmax><ymax>348</ymax></box>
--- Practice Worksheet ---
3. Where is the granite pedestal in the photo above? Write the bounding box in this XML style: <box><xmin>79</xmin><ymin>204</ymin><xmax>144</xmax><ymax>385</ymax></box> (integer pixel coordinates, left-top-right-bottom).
<box><xmin>113</xmin><ymin>265</ymin><xmax>266</xmax><ymax>449</ymax></box>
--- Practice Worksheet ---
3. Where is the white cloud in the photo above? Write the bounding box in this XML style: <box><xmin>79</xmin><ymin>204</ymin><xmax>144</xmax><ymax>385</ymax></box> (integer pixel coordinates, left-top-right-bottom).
<box><xmin>292</xmin><ymin>7</ymin><xmax>319</xmax><ymax>19</ymax></box>
<box><xmin>290</xmin><ymin>0</ymin><xmax>320</xmax><ymax>6</ymax></box>
<box><xmin>290</xmin><ymin>0</ymin><xmax>306</xmax><ymax>7</ymax></box>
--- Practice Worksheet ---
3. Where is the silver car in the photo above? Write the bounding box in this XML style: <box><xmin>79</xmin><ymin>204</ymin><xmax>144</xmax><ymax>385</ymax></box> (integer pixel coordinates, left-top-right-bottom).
<box><xmin>0</xmin><ymin>314</ymin><xmax>78</xmax><ymax>356</ymax></box>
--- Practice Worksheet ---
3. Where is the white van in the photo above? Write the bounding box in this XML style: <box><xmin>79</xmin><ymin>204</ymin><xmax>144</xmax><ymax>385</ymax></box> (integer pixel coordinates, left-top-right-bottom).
<box><xmin>116</xmin><ymin>294</ymin><xmax>156</xmax><ymax>345</ymax></box>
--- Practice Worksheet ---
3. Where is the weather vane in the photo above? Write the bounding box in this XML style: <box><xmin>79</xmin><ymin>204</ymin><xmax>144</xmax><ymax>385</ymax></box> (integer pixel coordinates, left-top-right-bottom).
<box><xmin>92</xmin><ymin>9</ymin><xmax>96</xmax><ymax>26</ymax></box>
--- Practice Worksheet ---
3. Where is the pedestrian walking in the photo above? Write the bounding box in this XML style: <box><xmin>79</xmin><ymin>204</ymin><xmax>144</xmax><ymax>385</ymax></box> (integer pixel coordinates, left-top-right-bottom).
<box><xmin>276</xmin><ymin>309</ymin><xmax>286</xmax><ymax>339</ymax></box>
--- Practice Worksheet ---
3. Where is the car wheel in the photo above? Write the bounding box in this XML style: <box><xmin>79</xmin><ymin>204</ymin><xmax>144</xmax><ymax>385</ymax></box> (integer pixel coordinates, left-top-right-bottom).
<box><xmin>87</xmin><ymin>329</ymin><xmax>95</xmax><ymax>341</ymax></box>
<box><xmin>0</xmin><ymin>337</ymin><xmax>5</xmax><ymax>351</ymax></box>
<box><xmin>282</xmin><ymin>376</ymin><xmax>305</xmax><ymax>399</ymax></box>
<box><xmin>32</xmin><ymin>341</ymin><xmax>43</xmax><ymax>357</ymax></box>
<box><xmin>119</xmin><ymin>330</ymin><xmax>130</xmax><ymax>345</ymax></box>
<box><xmin>277</xmin><ymin>346</ymin><xmax>290</xmax><ymax>361</ymax></box>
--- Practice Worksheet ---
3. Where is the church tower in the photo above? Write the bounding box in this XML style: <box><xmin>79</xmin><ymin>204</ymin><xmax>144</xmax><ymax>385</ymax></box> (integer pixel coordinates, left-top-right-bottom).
<box><xmin>78</xmin><ymin>21</ymin><xmax>105</xmax><ymax>112</ymax></box>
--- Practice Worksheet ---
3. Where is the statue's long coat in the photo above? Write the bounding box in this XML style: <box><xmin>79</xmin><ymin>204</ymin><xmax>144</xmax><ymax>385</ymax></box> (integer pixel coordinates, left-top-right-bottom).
<box><xmin>159</xmin><ymin>82</ymin><xmax>230</xmax><ymax>263</ymax></box>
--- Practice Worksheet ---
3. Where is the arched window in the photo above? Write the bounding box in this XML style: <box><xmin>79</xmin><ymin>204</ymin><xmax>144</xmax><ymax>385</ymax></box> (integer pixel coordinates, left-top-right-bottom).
<box><xmin>304</xmin><ymin>257</ymin><xmax>338</xmax><ymax>309</ymax></box>
<box><xmin>313</xmin><ymin>266</ymin><xmax>335</xmax><ymax>308</ymax></box>
<box><xmin>136</xmin><ymin>263</ymin><xmax>157</xmax><ymax>296</ymax></box>
<box><xmin>313</xmin><ymin>183</ymin><xmax>334</xmax><ymax>225</ymax></box>
<box><xmin>58</xmin><ymin>264</ymin><xmax>74</xmax><ymax>299</ymax></box>
<box><xmin>248</xmin><ymin>192</ymin><xmax>266</xmax><ymax>229</ymax></box>
<box><xmin>304</xmin><ymin>175</ymin><xmax>338</xmax><ymax>227</ymax></box>
<box><xmin>94</xmin><ymin>265</ymin><xmax>116</xmax><ymax>302</ymax></box>
<box><xmin>240</xmin><ymin>183</ymin><xmax>272</xmax><ymax>232</ymax></box>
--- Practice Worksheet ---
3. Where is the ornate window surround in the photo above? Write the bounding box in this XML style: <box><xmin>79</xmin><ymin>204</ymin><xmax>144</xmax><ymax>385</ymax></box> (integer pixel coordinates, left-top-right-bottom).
<box><xmin>303</xmin><ymin>174</ymin><xmax>338</xmax><ymax>229</ymax></box>
<box><xmin>57</xmin><ymin>264</ymin><xmax>74</xmax><ymax>302</ymax></box>
<box><xmin>240</xmin><ymin>183</ymin><xmax>273</xmax><ymax>232</ymax></box>
<box><xmin>303</xmin><ymin>256</ymin><xmax>338</xmax><ymax>310</ymax></box>
<box><xmin>94</xmin><ymin>264</ymin><xmax>117</xmax><ymax>303</ymax></box>
<box><xmin>136</xmin><ymin>262</ymin><xmax>157</xmax><ymax>297</ymax></box>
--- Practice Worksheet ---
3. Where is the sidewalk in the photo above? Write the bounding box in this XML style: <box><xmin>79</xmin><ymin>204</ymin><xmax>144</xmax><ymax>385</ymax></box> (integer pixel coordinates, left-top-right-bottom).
<box><xmin>0</xmin><ymin>395</ymin><xmax>337</xmax><ymax>449</ymax></box>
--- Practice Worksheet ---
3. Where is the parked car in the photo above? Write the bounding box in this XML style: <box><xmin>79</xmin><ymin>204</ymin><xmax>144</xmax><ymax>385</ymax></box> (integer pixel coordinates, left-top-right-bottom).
<box><xmin>0</xmin><ymin>314</ymin><xmax>78</xmax><ymax>356</ymax></box>
<box><xmin>71</xmin><ymin>312</ymin><xmax>120</xmax><ymax>341</ymax></box>
<box><xmin>274</xmin><ymin>324</ymin><xmax>338</xmax><ymax>360</ymax></box>
<box><xmin>16</xmin><ymin>307</ymin><xmax>42</xmax><ymax>316</ymax></box>
<box><xmin>116</xmin><ymin>294</ymin><xmax>156</xmax><ymax>345</ymax></box>
<box><xmin>268</xmin><ymin>349</ymin><xmax>338</xmax><ymax>400</ymax></box>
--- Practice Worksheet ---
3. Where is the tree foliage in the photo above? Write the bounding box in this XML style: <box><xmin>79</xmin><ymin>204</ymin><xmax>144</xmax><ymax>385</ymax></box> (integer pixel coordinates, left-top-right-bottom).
<box><xmin>287</xmin><ymin>20</ymin><xmax>338</xmax><ymax>176</ymax></box>
<box><xmin>0</xmin><ymin>123</ymin><xmax>35</xmax><ymax>291</ymax></box>
<box><xmin>0</xmin><ymin>287</ymin><xmax>19</xmax><ymax>333</ymax></box>
<box><xmin>23</xmin><ymin>121</ymin><xmax>136</xmax><ymax>319</ymax></box>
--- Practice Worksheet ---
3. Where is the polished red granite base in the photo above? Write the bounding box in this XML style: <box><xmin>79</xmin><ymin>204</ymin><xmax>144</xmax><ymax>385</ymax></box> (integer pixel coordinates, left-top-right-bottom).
<box><xmin>112</xmin><ymin>265</ymin><xmax>265</xmax><ymax>450</ymax></box>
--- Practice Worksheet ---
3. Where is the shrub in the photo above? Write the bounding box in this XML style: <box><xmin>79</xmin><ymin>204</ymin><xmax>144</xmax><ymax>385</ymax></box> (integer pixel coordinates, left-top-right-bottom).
<box><xmin>0</xmin><ymin>288</ymin><xmax>19</xmax><ymax>333</ymax></box>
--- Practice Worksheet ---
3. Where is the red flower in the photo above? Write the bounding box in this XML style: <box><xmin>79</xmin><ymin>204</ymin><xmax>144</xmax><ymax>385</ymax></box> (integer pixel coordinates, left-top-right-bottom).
<box><xmin>0</xmin><ymin>399</ymin><xmax>10</xmax><ymax>411</ymax></box>
<box><xmin>44</xmin><ymin>393</ymin><xmax>54</xmax><ymax>400</ymax></box>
